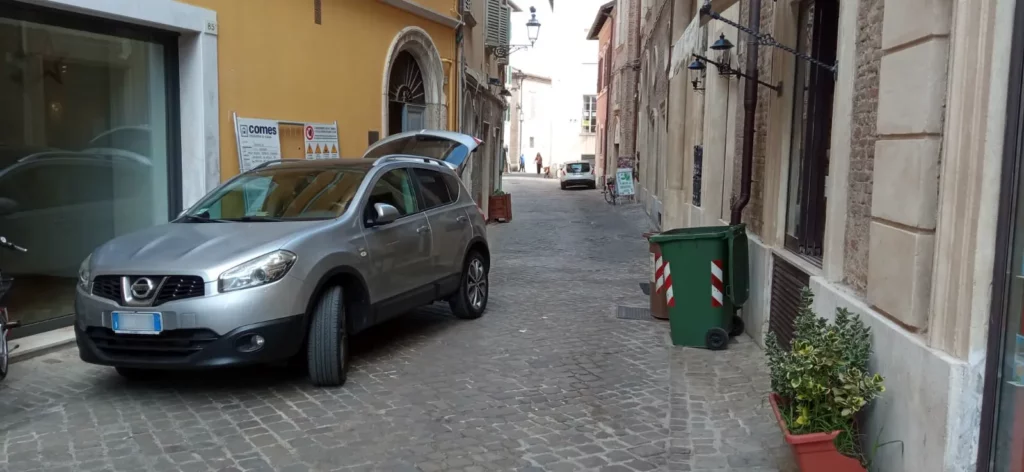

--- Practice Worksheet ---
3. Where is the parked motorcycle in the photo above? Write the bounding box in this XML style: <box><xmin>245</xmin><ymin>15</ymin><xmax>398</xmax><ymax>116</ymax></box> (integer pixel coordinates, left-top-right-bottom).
<box><xmin>0</xmin><ymin>236</ymin><xmax>27</xmax><ymax>381</ymax></box>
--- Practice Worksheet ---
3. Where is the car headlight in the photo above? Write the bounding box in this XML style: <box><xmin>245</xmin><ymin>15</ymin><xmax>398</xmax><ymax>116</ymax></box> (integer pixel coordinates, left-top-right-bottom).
<box><xmin>218</xmin><ymin>250</ymin><xmax>296</xmax><ymax>293</ymax></box>
<box><xmin>78</xmin><ymin>254</ymin><xmax>91</xmax><ymax>290</ymax></box>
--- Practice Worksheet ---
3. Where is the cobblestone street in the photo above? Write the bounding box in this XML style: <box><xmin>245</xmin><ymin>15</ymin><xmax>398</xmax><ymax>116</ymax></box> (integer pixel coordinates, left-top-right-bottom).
<box><xmin>0</xmin><ymin>175</ymin><xmax>793</xmax><ymax>472</ymax></box>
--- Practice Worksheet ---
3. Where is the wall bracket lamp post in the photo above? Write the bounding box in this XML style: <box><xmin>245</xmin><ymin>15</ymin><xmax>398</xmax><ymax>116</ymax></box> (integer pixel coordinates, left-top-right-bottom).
<box><xmin>699</xmin><ymin>1</ymin><xmax>837</xmax><ymax>77</ymax></box>
<box><xmin>493</xmin><ymin>7</ymin><xmax>542</xmax><ymax>58</ymax></box>
<box><xmin>687</xmin><ymin>34</ymin><xmax>782</xmax><ymax>94</ymax></box>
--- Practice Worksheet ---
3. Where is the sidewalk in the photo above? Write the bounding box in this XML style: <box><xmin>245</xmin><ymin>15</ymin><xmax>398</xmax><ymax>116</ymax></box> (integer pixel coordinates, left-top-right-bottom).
<box><xmin>666</xmin><ymin>334</ymin><xmax>797</xmax><ymax>472</ymax></box>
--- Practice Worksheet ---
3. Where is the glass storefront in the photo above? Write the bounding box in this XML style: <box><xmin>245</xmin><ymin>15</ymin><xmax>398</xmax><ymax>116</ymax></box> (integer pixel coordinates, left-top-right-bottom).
<box><xmin>0</xmin><ymin>4</ymin><xmax>179</xmax><ymax>336</ymax></box>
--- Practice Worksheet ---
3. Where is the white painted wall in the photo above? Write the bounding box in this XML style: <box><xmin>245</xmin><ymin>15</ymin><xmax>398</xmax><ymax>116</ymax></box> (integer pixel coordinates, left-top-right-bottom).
<box><xmin>519</xmin><ymin>78</ymin><xmax>553</xmax><ymax>169</ymax></box>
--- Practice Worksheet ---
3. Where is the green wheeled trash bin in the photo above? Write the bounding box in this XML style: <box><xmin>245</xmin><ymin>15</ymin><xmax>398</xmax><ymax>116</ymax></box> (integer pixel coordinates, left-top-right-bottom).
<box><xmin>648</xmin><ymin>225</ymin><xmax>750</xmax><ymax>350</ymax></box>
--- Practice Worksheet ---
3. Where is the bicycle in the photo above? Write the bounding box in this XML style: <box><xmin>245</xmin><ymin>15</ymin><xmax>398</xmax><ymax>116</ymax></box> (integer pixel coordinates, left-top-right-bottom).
<box><xmin>0</xmin><ymin>236</ymin><xmax>27</xmax><ymax>382</ymax></box>
<box><xmin>603</xmin><ymin>176</ymin><xmax>618</xmax><ymax>205</ymax></box>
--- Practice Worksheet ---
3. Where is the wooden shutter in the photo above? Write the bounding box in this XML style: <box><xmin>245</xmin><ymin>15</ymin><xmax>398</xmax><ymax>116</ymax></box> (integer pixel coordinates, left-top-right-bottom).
<box><xmin>769</xmin><ymin>256</ymin><xmax>809</xmax><ymax>349</ymax></box>
<box><xmin>485</xmin><ymin>0</ymin><xmax>502</xmax><ymax>46</ymax></box>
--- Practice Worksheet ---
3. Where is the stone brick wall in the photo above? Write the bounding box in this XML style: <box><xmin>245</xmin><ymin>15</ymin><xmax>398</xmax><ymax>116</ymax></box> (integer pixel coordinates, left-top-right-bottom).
<box><xmin>730</xmin><ymin>0</ymin><xmax>774</xmax><ymax>237</ymax></box>
<box><xmin>842</xmin><ymin>0</ymin><xmax>883</xmax><ymax>293</ymax></box>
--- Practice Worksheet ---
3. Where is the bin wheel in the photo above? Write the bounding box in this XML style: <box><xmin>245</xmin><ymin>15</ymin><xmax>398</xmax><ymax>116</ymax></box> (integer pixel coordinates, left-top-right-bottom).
<box><xmin>705</xmin><ymin>328</ymin><xmax>729</xmax><ymax>351</ymax></box>
<box><xmin>729</xmin><ymin>315</ymin><xmax>745</xmax><ymax>337</ymax></box>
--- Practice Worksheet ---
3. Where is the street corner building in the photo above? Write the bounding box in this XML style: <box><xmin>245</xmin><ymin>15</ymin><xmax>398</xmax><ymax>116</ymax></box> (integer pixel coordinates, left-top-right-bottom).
<box><xmin>0</xmin><ymin>0</ymin><xmax>512</xmax><ymax>341</ymax></box>
<box><xmin>623</xmin><ymin>0</ymin><xmax>1024</xmax><ymax>470</ymax></box>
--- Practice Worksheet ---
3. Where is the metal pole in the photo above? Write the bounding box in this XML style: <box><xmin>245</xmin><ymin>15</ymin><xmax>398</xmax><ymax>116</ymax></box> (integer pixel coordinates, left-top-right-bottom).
<box><xmin>730</xmin><ymin>0</ymin><xmax>760</xmax><ymax>225</ymax></box>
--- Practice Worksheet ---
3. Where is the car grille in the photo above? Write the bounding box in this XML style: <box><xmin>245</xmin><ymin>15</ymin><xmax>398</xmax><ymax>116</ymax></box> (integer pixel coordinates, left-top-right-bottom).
<box><xmin>86</xmin><ymin>327</ymin><xmax>219</xmax><ymax>359</ymax></box>
<box><xmin>91</xmin><ymin>275</ymin><xmax>205</xmax><ymax>306</ymax></box>
<box><xmin>92</xmin><ymin>276</ymin><xmax>122</xmax><ymax>303</ymax></box>
<box><xmin>154</xmin><ymin>276</ymin><xmax>205</xmax><ymax>305</ymax></box>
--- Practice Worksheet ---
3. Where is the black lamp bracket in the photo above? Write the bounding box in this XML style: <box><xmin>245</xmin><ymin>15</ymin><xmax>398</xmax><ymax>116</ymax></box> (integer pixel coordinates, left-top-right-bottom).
<box><xmin>693</xmin><ymin>53</ymin><xmax>782</xmax><ymax>94</ymax></box>
<box><xmin>699</xmin><ymin>2</ymin><xmax>837</xmax><ymax>77</ymax></box>
<box><xmin>493</xmin><ymin>44</ymin><xmax>532</xmax><ymax>58</ymax></box>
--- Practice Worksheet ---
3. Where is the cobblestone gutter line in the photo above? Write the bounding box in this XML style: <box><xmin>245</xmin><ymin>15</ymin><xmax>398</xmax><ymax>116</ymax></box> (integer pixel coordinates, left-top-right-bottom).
<box><xmin>667</xmin><ymin>337</ymin><xmax>797</xmax><ymax>472</ymax></box>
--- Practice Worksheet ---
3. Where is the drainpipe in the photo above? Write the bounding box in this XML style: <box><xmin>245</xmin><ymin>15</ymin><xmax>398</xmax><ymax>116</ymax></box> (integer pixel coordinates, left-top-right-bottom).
<box><xmin>602</xmin><ymin>12</ymin><xmax>614</xmax><ymax>184</ymax></box>
<box><xmin>630</xmin><ymin>0</ymin><xmax>641</xmax><ymax>174</ymax></box>
<box><xmin>730</xmin><ymin>0</ymin><xmax>760</xmax><ymax>225</ymax></box>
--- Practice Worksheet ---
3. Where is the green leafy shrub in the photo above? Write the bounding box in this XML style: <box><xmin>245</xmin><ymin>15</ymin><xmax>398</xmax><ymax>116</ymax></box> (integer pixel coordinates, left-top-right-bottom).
<box><xmin>765</xmin><ymin>287</ymin><xmax>885</xmax><ymax>460</ymax></box>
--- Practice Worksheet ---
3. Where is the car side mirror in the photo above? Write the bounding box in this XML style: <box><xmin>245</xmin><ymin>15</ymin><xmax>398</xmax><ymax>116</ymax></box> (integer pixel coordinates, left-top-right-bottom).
<box><xmin>370</xmin><ymin>203</ymin><xmax>400</xmax><ymax>226</ymax></box>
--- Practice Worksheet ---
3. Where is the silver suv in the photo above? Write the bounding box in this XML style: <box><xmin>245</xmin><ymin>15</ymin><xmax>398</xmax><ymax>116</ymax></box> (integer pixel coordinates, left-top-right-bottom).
<box><xmin>74</xmin><ymin>131</ymin><xmax>489</xmax><ymax>387</ymax></box>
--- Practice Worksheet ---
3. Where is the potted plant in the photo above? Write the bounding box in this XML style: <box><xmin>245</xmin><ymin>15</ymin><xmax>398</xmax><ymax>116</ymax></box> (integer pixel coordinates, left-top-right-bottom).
<box><xmin>488</xmin><ymin>189</ymin><xmax>512</xmax><ymax>223</ymax></box>
<box><xmin>765</xmin><ymin>288</ymin><xmax>885</xmax><ymax>471</ymax></box>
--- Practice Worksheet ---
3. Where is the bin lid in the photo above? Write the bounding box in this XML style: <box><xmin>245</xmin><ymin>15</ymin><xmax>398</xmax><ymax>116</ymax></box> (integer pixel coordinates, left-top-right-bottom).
<box><xmin>647</xmin><ymin>225</ymin><xmax>733</xmax><ymax>243</ymax></box>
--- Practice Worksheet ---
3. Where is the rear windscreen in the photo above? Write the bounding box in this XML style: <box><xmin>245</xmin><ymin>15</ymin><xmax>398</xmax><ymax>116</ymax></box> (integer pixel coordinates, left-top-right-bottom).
<box><xmin>567</xmin><ymin>163</ymin><xmax>591</xmax><ymax>173</ymax></box>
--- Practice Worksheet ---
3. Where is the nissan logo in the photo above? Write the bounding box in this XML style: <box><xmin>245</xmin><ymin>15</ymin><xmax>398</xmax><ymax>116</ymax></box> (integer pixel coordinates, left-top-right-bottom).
<box><xmin>130</xmin><ymin>278</ymin><xmax>155</xmax><ymax>299</ymax></box>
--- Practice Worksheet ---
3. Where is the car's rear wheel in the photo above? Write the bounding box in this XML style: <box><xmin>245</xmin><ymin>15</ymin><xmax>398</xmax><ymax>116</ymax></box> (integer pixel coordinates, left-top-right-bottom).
<box><xmin>560</xmin><ymin>182</ymin><xmax>567</xmax><ymax>190</ymax></box>
<box><xmin>450</xmin><ymin>252</ymin><xmax>488</xmax><ymax>319</ymax></box>
<box><xmin>307</xmin><ymin>285</ymin><xmax>349</xmax><ymax>387</ymax></box>
<box><xmin>115</xmin><ymin>367</ymin><xmax>158</xmax><ymax>381</ymax></box>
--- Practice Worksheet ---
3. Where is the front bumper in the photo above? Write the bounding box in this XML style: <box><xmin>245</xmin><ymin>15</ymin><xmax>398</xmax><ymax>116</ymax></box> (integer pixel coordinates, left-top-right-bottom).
<box><xmin>562</xmin><ymin>177</ymin><xmax>596</xmax><ymax>186</ymax></box>
<box><xmin>75</xmin><ymin>315</ymin><xmax>305</xmax><ymax>369</ymax></box>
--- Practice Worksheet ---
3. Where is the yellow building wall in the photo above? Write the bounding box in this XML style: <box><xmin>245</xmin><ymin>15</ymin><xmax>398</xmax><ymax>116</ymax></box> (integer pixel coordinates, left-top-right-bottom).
<box><xmin>179</xmin><ymin>0</ymin><xmax>458</xmax><ymax>180</ymax></box>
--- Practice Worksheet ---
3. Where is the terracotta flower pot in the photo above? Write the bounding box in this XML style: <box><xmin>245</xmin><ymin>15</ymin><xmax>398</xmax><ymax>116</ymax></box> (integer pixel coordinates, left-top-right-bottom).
<box><xmin>488</xmin><ymin>193</ymin><xmax>512</xmax><ymax>223</ymax></box>
<box><xmin>769</xmin><ymin>393</ymin><xmax>865</xmax><ymax>472</ymax></box>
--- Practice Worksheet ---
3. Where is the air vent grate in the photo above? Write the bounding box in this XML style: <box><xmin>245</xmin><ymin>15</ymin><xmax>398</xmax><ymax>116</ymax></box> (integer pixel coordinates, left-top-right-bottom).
<box><xmin>769</xmin><ymin>256</ymin><xmax>810</xmax><ymax>350</ymax></box>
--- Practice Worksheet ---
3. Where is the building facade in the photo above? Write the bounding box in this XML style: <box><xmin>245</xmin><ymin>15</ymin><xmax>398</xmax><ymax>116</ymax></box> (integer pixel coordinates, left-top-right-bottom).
<box><xmin>587</xmin><ymin>2</ymin><xmax>615</xmax><ymax>185</ymax></box>
<box><xmin>506</xmin><ymin>68</ymin><xmax>553</xmax><ymax>174</ymax></box>
<box><xmin>459</xmin><ymin>0</ymin><xmax>517</xmax><ymax>213</ymax></box>
<box><xmin>608</xmin><ymin>0</ymin><xmax>642</xmax><ymax>186</ymax></box>
<box><xmin>633</xmin><ymin>0</ymin><xmax>1020</xmax><ymax>469</ymax></box>
<box><xmin>0</xmin><ymin>0</ymin><xmax>463</xmax><ymax>338</ymax></box>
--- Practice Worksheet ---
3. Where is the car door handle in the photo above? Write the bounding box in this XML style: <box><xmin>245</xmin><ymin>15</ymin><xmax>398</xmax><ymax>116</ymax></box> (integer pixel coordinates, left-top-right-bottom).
<box><xmin>456</xmin><ymin>216</ymin><xmax>468</xmax><ymax>223</ymax></box>
<box><xmin>416</xmin><ymin>226</ymin><xmax>431</xmax><ymax>234</ymax></box>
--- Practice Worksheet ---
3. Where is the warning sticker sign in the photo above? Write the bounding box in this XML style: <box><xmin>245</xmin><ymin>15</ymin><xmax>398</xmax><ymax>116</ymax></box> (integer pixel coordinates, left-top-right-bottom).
<box><xmin>304</xmin><ymin>123</ymin><xmax>340</xmax><ymax>160</ymax></box>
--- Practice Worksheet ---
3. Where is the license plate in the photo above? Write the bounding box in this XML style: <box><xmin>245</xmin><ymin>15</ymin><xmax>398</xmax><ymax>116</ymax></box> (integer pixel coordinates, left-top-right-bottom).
<box><xmin>112</xmin><ymin>312</ymin><xmax>163</xmax><ymax>335</ymax></box>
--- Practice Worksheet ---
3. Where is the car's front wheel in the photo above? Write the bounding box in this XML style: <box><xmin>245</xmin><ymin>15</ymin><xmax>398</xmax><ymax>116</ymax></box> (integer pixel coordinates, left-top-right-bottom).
<box><xmin>450</xmin><ymin>252</ymin><xmax>488</xmax><ymax>319</ymax></box>
<box><xmin>307</xmin><ymin>285</ymin><xmax>349</xmax><ymax>387</ymax></box>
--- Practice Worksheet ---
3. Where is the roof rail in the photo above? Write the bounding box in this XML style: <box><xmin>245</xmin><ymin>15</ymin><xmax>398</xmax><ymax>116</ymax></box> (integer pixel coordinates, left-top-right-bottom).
<box><xmin>252</xmin><ymin>159</ymin><xmax>290</xmax><ymax>170</ymax></box>
<box><xmin>372</xmin><ymin>155</ymin><xmax>450</xmax><ymax>168</ymax></box>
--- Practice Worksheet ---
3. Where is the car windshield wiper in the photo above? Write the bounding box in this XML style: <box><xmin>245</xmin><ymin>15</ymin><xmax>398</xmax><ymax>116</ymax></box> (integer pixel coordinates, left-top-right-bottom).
<box><xmin>225</xmin><ymin>216</ymin><xmax>285</xmax><ymax>222</ymax></box>
<box><xmin>180</xmin><ymin>214</ymin><xmax>226</xmax><ymax>223</ymax></box>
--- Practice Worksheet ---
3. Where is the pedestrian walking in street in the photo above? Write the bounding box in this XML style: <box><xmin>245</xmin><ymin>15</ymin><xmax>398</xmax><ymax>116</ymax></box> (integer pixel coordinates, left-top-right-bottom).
<box><xmin>535</xmin><ymin>153</ymin><xmax>543</xmax><ymax>175</ymax></box>
<box><xmin>519</xmin><ymin>154</ymin><xmax>526</xmax><ymax>172</ymax></box>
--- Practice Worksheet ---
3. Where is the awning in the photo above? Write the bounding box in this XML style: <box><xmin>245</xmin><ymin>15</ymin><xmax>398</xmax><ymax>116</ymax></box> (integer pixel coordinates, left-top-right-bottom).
<box><xmin>699</xmin><ymin>0</ymin><xmax>740</xmax><ymax>26</ymax></box>
<box><xmin>669</xmin><ymin>15</ymin><xmax>703</xmax><ymax>80</ymax></box>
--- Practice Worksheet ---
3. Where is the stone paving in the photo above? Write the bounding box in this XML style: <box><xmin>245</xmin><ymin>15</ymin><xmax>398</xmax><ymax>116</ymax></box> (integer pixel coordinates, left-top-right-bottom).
<box><xmin>0</xmin><ymin>174</ymin><xmax>794</xmax><ymax>472</ymax></box>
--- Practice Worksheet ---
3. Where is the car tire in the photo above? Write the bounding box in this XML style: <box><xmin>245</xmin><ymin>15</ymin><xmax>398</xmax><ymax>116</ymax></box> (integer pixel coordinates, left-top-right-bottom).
<box><xmin>450</xmin><ymin>251</ymin><xmax>488</xmax><ymax>320</ymax></box>
<box><xmin>560</xmin><ymin>183</ymin><xmax>567</xmax><ymax>190</ymax></box>
<box><xmin>306</xmin><ymin>285</ymin><xmax>349</xmax><ymax>387</ymax></box>
<box><xmin>115</xmin><ymin>367</ymin><xmax>158</xmax><ymax>381</ymax></box>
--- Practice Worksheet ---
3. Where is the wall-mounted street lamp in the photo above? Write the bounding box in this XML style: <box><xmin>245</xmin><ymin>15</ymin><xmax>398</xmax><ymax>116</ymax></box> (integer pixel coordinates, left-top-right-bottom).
<box><xmin>699</xmin><ymin>2</ymin><xmax>837</xmax><ymax>77</ymax></box>
<box><xmin>687</xmin><ymin>33</ymin><xmax>782</xmax><ymax>94</ymax></box>
<box><xmin>494</xmin><ymin>7</ymin><xmax>542</xmax><ymax>58</ymax></box>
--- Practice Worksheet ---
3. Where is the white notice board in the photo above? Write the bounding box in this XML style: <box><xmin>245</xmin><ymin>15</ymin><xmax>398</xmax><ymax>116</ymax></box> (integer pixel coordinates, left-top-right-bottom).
<box><xmin>233</xmin><ymin>113</ymin><xmax>341</xmax><ymax>172</ymax></box>
<box><xmin>304</xmin><ymin>123</ymin><xmax>340</xmax><ymax>159</ymax></box>
<box><xmin>234</xmin><ymin>116</ymin><xmax>282</xmax><ymax>173</ymax></box>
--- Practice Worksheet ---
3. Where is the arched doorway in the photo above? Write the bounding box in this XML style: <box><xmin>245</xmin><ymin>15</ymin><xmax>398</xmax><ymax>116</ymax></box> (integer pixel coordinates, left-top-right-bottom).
<box><xmin>381</xmin><ymin>27</ymin><xmax>446</xmax><ymax>135</ymax></box>
<box><xmin>387</xmin><ymin>51</ymin><xmax>426</xmax><ymax>135</ymax></box>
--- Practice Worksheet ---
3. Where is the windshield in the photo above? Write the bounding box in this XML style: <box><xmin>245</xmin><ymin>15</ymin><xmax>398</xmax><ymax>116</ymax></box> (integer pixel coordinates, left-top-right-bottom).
<box><xmin>567</xmin><ymin>163</ymin><xmax>591</xmax><ymax>173</ymax></box>
<box><xmin>364</xmin><ymin>136</ymin><xmax>462</xmax><ymax>160</ymax></box>
<box><xmin>184</xmin><ymin>167</ymin><xmax>366</xmax><ymax>221</ymax></box>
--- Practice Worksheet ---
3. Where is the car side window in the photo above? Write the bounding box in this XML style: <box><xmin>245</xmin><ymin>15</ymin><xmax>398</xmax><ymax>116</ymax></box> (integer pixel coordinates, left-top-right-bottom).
<box><xmin>412</xmin><ymin>168</ymin><xmax>453</xmax><ymax>210</ymax></box>
<box><xmin>365</xmin><ymin>168</ymin><xmax>418</xmax><ymax>223</ymax></box>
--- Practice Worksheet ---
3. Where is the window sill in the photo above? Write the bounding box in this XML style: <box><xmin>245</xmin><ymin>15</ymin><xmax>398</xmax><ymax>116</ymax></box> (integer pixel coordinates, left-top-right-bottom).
<box><xmin>772</xmin><ymin>247</ymin><xmax>824</xmax><ymax>278</ymax></box>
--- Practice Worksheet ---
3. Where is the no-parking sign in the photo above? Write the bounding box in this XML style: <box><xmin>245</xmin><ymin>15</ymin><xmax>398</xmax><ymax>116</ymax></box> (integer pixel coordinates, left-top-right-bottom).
<box><xmin>303</xmin><ymin>122</ymin><xmax>340</xmax><ymax>159</ymax></box>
